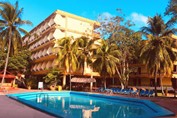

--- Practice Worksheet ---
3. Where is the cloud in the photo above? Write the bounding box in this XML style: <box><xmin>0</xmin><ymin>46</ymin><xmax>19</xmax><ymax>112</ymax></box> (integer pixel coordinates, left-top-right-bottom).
<box><xmin>127</xmin><ymin>12</ymin><xmax>148</xmax><ymax>31</ymax></box>
<box><xmin>130</xmin><ymin>12</ymin><xmax>148</xmax><ymax>26</ymax></box>
<box><xmin>101</xmin><ymin>12</ymin><xmax>113</xmax><ymax>19</ymax></box>
<box><xmin>131</xmin><ymin>12</ymin><xmax>148</xmax><ymax>24</ymax></box>
<box><xmin>98</xmin><ymin>12</ymin><xmax>114</xmax><ymax>20</ymax></box>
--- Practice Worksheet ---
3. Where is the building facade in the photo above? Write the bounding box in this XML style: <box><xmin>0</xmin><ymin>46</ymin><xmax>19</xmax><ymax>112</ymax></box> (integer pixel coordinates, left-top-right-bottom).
<box><xmin>128</xmin><ymin>34</ymin><xmax>177</xmax><ymax>87</ymax></box>
<box><xmin>23</xmin><ymin>10</ymin><xmax>176</xmax><ymax>88</ymax></box>
<box><xmin>23</xmin><ymin>10</ymin><xmax>100</xmax><ymax>77</ymax></box>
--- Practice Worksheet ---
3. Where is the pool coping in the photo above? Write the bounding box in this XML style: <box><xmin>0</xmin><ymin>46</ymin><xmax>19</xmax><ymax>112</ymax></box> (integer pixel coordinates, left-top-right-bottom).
<box><xmin>7</xmin><ymin>91</ymin><xmax>175</xmax><ymax>118</ymax></box>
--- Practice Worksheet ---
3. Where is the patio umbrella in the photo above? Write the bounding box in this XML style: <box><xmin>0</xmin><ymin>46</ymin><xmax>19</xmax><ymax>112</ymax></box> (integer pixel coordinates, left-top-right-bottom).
<box><xmin>71</xmin><ymin>77</ymin><xmax>96</xmax><ymax>91</ymax></box>
<box><xmin>71</xmin><ymin>78</ymin><xmax>96</xmax><ymax>83</ymax></box>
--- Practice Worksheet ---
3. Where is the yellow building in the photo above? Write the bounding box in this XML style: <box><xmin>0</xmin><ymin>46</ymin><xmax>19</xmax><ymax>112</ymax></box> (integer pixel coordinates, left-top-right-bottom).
<box><xmin>23</xmin><ymin>10</ymin><xmax>100</xmax><ymax>77</ymax></box>
<box><xmin>128</xmin><ymin>34</ymin><xmax>177</xmax><ymax>87</ymax></box>
<box><xmin>129</xmin><ymin>64</ymin><xmax>172</xmax><ymax>87</ymax></box>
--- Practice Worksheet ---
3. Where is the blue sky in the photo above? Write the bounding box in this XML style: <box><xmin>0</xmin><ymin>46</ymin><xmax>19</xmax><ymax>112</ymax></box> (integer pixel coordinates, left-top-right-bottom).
<box><xmin>7</xmin><ymin>0</ymin><xmax>170</xmax><ymax>32</ymax></box>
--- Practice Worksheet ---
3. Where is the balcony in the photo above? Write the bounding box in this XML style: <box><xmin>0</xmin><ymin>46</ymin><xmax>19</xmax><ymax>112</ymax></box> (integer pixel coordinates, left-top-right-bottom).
<box><xmin>130</xmin><ymin>72</ymin><xmax>169</xmax><ymax>78</ymax></box>
<box><xmin>130</xmin><ymin>73</ymin><xmax>153</xmax><ymax>78</ymax></box>
<box><xmin>31</xmin><ymin>40</ymin><xmax>55</xmax><ymax>52</ymax></box>
<box><xmin>32</xmin><ymin>54</ymin><xmax>57</xmax><ymax>63</ymax></box>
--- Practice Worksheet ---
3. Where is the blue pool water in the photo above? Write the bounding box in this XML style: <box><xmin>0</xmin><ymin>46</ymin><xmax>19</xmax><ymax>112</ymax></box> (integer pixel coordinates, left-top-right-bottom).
<box><xmin>7</xmin><ymin>91</ymin><xmax>174</xmax><ymax>118</ymax></box>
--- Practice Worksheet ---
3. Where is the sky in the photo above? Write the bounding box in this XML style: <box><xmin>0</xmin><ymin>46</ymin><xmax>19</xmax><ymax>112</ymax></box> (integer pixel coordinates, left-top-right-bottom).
<box><xmin>6</xmin><ymin>0</ymin><xmax>170</xmax><ymax>32</ymax></box>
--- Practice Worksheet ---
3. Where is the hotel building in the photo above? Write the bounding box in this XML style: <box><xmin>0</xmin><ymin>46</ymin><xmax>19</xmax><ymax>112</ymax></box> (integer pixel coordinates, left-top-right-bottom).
<box><xmin>23</xmin><ymin>10</ymin><xmax>100</xmax><ymax>78</ymax></box>
<box><xmin>23</xmin><ymin>10</ymin><xmax>176</xmax><ymax>89</ymax></box>
<box><xmin>128</xmin><ymin>34</ymin><xmax>177</xmax><ymax>88</ymax></box>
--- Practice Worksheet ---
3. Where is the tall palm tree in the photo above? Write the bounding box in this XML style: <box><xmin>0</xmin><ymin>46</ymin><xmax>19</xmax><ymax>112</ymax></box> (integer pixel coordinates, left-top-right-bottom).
<box><xmin>75</xmin><ymin>36</ymin><xmax>99</xmax><ymax>75</ymax></box>
<box><xmin>93</xmin><ymin>40</ymin><xmax>120</xmax><ymax>88</ymax></box>
<box><xmin>0</xmin><ymin>1</ymin><xmax>32</xmax><ymax>87</ymax></box>
<box><xmin>165</xmin><ymin>0</ymin><xmax>177</xmax><ymax>27</ymax></box>
<box><xmin>0</xmin><ymin>36</ymin><xmax>5</xmax><ymax>52</ymax></box>
<box><xmin>140</xmin><ymin>14</ymin><xmax>177</xmax><ymax>96</ymax></box>
<box><xmin>55</xmin><ymin>37</ymin><xmax>78</xmax><ymax>90</ymax></box>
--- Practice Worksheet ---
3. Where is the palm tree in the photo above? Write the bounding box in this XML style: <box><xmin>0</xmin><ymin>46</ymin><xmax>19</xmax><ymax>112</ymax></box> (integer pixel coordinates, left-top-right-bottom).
<box><xmin>0</xmin><ymin>37</ymin><xmax>5</xmax><ymax>52</ymax></box>
<box><xmin>93</xmin><ymin>40</ymin><xmax>119</xmax><ymax>88</ymax></box>
<box><xmin>75</xmin><ymin>36</ymin><xmax>100</xmax><ymax>75</ymax></box>
<box><xmin>0</xmin><ymin>1</ymin><xmax>32</xmax><ymax>87</ymax></box>
<box><xmin>55</xmin><ymin>37</ymin><xmax>78</xmax><ymax>90</ymax></box>
<box><xmin>140</xmin><ymin>14</ymin><xmax>177</xmax><ymax>96</ymax></box>
<box><xmin>165</xmin><ymin>0</ymin><xmax>177</xmax><ymax>26</ymax></box>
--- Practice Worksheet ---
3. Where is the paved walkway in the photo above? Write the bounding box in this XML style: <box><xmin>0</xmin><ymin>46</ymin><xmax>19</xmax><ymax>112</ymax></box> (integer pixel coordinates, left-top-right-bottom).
<box><xmin>141</xmin><ymin>96</ymin><xmax>177</xmax><ymax>116</ymax></box>
<box><xmin>0</xmin><ymin>89</ymin><xmax>55</xmax><ymax>118</ymax></box>
<box><xmin>0</xmin><ymin>95</ymin><xmax>55</xmax><ymax>118</ymax></box>
<box><xmin>0</xmin><ymin>88</ymin><xmax>177</xmax><ymax>118</ymax></box>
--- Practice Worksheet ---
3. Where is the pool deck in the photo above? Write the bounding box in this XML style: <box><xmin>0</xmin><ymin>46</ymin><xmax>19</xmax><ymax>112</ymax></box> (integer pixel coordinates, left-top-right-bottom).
<box><xmin>0</xmin><ymin>89</ymin><xmax>56</xmax><ymax>118</ymax></box>
<box><xmin>0</xmin><ymin>88</ymin><xmax>177</xmax><ymax>118</ymax></box>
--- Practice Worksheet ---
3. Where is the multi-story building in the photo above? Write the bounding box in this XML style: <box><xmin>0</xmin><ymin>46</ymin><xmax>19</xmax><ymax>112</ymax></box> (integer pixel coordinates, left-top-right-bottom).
<box><xmin>129</xmin><ymin>64</ymin><xmax>171</xmax><ymax>87</ymax></box>
<box><xmin>23</xmin><ymin>10</ymin><xmax>176</xmax><ymax>89</ymax></box>
<box><xmin>23</xmin><ymin>10</ymin><xmax>100</xmax><ymax>81</ymax></box>
<box><xmin>128</xmin><ymin>34</ymin><xmax>177</xmax><ymax>88</ymax></box>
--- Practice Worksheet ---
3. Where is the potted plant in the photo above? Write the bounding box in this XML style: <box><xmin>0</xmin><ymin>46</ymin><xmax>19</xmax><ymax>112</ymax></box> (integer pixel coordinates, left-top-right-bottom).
<box><xmin>43</xmin><ymin>69</ymin><xmax>61</xmax><ymax>91</ymax></box>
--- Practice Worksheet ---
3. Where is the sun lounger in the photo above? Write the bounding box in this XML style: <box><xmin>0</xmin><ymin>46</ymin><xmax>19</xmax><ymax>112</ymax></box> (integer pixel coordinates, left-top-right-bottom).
<box><xmin>139</xmin><ymin>89</ymin><xmax>154</xmax><ymax>97</ymax></box>
<box><xmin>122</xmin><ymin>89</ymin><xmax>132</xmax><ymax>95</ymax></box>
<box><xmin>140</xmin><ymin>90</ymin><xmax>146</xmax><ymax>96</ymax></box>
<box><xmin>105</xmin><ymin>88</ymin><xmax>113</xmax><ymax>94</ymax></box>
<box><xmin>95</xmin><ymin>87</ymin><xmax>105</xmax><ymax>92</ymax></box>
<box><xmin>131</xmin><ymin>90</ymin><xmax>139</xmax><ymax>96</ymax></box>
<box><xmin>113</xmin><ymin>88</ymin><xmax>122</xmax><ymax>94</ymax></box>
<box><xmin>146</xmin><ymin>90</ymin><xmax>154</xmax><ymax>97</ymax></box>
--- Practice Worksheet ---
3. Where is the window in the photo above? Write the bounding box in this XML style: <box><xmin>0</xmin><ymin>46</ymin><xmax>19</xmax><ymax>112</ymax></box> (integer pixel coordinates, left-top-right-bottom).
<box><xmin>138</xmin><ymin>67</ymin><xmax>141</xmax><ymax>74</ymax></box>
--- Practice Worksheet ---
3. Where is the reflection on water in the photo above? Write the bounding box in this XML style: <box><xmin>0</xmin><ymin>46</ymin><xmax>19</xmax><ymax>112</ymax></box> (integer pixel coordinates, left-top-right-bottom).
<box><xmin>82</xmin><ymin>106</ymin><xmax>100</xmax><ymax>118</ymax></box>
<box><xmin>33</xmin><ymin>95</ymin><xmax>149</xmax><ymax>118</ymax></box>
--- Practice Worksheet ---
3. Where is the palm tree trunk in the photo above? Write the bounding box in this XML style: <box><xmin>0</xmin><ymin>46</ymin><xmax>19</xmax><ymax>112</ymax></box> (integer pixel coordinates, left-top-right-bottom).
<box><xmin>90</xmin><ymin>82</ymin><xmax>93</xmax><ymax>92</ymax></box>
<box><xmin>159</xmin><ymin>73</ymin><xmax>164</xmax><ymax>95</ymax></box>
<box><xmin>90</xmin><ymin>71</ymin><xmax>93</xmax><ymax>92</ymax></box>
<box><xmin>154</xmin><ymin>66</ymin><xmax>158</xmax><ymax>97</ymax></box>
<box><xmin>1</xmin><ymin>28</ymin><xmax>12</xmax><ymax>87</ymax></box>
<box><xmin>103</xmin><ymin>77</ymin><xmax>106</xmax><ymax>89</ymax></box>
<box><xmin>62</xmin><ymin>75</ymin><xmax>66</xmax><ymax>88</ymax></box>
<box><xmin>160</xmin><ymin>78</ymin><xmax>164</xmax><ymax>95</ymax></box>
<box><xmin>83</xmin><ymin>57</ymin><xmax>87</xmax><ymax>75</ymax></box>
<box><xmin>121</xmin><ymin>83</ymin><xmax>124</xmax><ymax>89</ymax></box>
<box><xmin>69</xmin><ymin>74</ymin><xmax>71</xmax><ymax>91</ymax></box>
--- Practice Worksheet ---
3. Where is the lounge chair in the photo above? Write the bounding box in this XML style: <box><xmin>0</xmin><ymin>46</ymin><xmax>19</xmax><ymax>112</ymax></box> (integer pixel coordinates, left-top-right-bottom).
<box><xmin>114</xmin><ymin>88</ymin><xmax>122</xmax><ymax>94</ymax></box>
<box><xmin>139</xmin><ymin>89</ymin><xmax>154</xmax><ymax>97</ymax></box>
<box><xmin>118</xmin><ymin>89</ymin><xmax>126</xmax><ymax>94</ymax></box>
<box><xmin>130</xmin><ymin>87</ymin><xmax>139</xmax><ymax>96</ymax></box>
<box><xmin>123</xmin><ymin>88</ymin><xmax>132</xmax><ymax>95</ymax></box>
<box><xmin>95</xmin><ymin>87</ymin><xmax>105</xmax><ymax>92</ymax></box>
<box><xmin>139</xmin><ymin>89</ymin><xmax>148</xmax><ymax>96</ymax></box>
<box><xmin>105</xmin><ymin>88</ymin><xmax>113</xmax><ymax>94</ymax></box>
<box><xmin>145</xmin><ymin>90</ymin><xmax>154</xmax><ymax>97</ymax></box>
<box><xmin>111</xmin><ymin>88</ymin><xmax>121</xmax><ymax>94</ymax></box>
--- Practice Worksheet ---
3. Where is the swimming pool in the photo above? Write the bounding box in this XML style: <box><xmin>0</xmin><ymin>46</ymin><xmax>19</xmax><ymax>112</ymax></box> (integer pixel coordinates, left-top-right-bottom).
<box><xmin>7</xmin><ymin>91</ymin><xmax>174</xmax><ymax>118</ymax></box>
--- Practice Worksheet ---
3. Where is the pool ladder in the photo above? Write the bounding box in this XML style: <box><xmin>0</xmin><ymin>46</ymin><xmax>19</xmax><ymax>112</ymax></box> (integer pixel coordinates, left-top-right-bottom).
<box><xmin>36</xmin><ymin>93</ymin><xmax>49</xmax><ymax>106</ymax></box>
